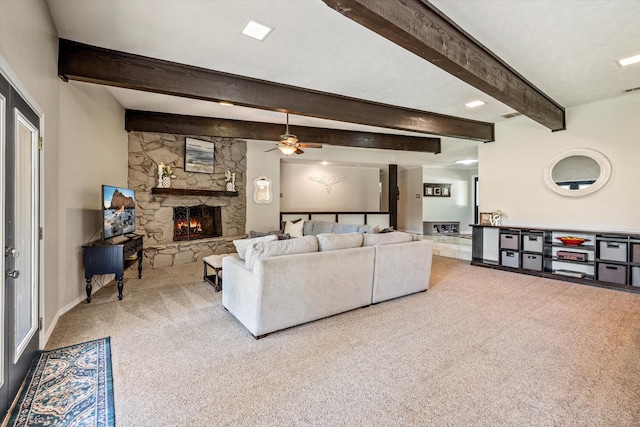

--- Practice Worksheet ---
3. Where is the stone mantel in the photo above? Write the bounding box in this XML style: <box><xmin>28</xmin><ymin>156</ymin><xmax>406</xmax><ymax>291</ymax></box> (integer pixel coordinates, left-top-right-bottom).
<box><xmin>151</xmin><ymin>188</ymin><xmax>238</xmax><ymax>197</ymax></box>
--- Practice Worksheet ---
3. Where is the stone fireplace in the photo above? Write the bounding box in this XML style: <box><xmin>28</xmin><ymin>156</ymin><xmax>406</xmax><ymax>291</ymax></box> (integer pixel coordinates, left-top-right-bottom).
<box><xmin>128</xmin><ymin>131</ymin><xmax>247</xmax><ymax>270</ymax></box>
<box><xmin>173</xmin><ymin>205</ymin><xmax>222</xmax><ymax>241</ymax></box>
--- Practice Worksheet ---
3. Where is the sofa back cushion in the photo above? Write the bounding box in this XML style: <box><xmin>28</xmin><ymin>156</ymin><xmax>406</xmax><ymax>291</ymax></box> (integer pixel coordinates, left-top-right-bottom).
<box><xmin>233</xmin><ymin>234</ymin><xmax>278</xmax><ymax>260</ymax></box>
<box><xmin>246</xmin><ymin>235</ymin><xmax>319</xmax><ymax>270</ymax></box>
<box><xmin>316</xmin><ymin>233</ymin><xmax>363</xmax><ymax>251</ymax></box>
<box><xmin>310</xmin><ymin>221</ymin><xmax>335</xmax><ymax>235</ymax></box>
<box><xmin>362</xmin><ymin>231</ymin><xmax>413</xmax><ymax>247</ymax></box>
<box><xmin>332</xmin><ymin>224</ymin><xmax>360</xmax><ymax>234</ymax></box>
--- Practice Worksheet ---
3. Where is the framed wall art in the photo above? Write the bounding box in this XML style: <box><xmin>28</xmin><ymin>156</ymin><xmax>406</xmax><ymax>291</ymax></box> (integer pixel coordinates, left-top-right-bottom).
<box><xmin>479</xmin><ymin>212</ymin><xmax>493</xmax><ymax>226</ymax></box>
<box><xmin>423</xmin><ymin>183</ymin><xmax>451</xmax><ymax>197</ymax></box>
<box><xmin>185</xmin><ymin>137</ymin><xmax>214</xmax><ymax>174</ymax></box>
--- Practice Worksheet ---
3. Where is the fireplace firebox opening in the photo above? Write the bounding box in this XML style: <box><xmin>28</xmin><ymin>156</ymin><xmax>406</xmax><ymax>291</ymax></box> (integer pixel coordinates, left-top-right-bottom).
<box><xmin>173</xmin><ymin>205</ymin><xmax>222</xmax><ymax>241</ymax></box>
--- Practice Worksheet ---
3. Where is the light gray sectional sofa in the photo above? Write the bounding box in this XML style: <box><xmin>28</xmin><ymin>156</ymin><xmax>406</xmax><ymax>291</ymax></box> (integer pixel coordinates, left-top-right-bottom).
<box><xmin>222</xmin><ymin>231</ymin><xmax>433</xmax><ymax>338</ymax></box>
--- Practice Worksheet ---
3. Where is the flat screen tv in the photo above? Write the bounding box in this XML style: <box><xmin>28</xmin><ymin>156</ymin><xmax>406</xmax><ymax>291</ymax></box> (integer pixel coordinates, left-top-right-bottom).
<box><xmin>102</xmin><ymin>185</ymin><xmax>136</xmax><ymax>240</ymax></box>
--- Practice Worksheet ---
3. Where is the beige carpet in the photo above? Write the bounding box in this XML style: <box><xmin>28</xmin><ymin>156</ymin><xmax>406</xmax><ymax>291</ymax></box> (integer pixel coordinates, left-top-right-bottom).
<box><xmin>47</xmin><ymin>256</ymin><xmax>640</xmax><ymax>426</ymax></box>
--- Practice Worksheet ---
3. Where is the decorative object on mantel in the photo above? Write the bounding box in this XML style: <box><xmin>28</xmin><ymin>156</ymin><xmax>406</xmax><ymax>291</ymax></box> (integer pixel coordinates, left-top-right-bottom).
<box><xmin>308</xmin><ymin>175</ymin><xmax>347</xmax><ymax>194</ymax></box>
<box><xmin>423</xmin><ymin>183</ymin><xmax>451</xmax><ymax>197</ymax></box>
<box><xmin>158</xmin><ymin>163</ymin><xmax>176</xmax><ymax>188</ymax></box>
<box><xmin>225</xmin><ymin>170</ymin><xmax>236</xmax><ymax>192</ymax></box>
<box><xmin>184</xmin><ymin>137</ymin><xmax>214</xmax><ymax>174</ymax></box>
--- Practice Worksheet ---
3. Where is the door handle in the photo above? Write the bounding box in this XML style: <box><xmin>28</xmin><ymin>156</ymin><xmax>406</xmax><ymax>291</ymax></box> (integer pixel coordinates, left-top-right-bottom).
<box><xmin>5</xmin><ymin>269</ymin><xmax>20</xmax><ymax>279</ymax></box>
<box><xmin>4</xmin><ymin>247</ymin><xmax>20</xmax><ymax>258</ymax></box>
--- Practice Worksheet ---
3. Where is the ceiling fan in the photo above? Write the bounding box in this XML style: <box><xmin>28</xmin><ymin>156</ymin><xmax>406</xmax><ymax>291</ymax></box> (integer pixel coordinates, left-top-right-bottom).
<box><xmin>265</xmin><ymin>113</ymin><xmax>323</xmax><ymax>155</ymax></box>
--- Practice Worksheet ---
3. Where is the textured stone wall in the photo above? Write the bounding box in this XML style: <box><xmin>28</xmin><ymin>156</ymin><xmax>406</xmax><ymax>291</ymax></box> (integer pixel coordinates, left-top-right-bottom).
<box><xmin>128</xmin><ymin>131</ymin><xmax>246</xmax><ymax>269</ymax></box>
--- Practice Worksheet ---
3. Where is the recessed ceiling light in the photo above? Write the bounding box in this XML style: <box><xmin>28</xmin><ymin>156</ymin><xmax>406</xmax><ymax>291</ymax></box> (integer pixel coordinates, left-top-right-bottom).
<box><xmin>321</xmin><ymin>161</ymin><xmax>330</xmax><ymax>166</ymax></box>
<box><xmin>465</xmin><ymin>100</ymin><xmax>485</xmax><ymax>108</ymax></box>
<box><xmin>218</xmin><ymin>101</ymin><xmax>234</xmax><ymax>107</ymax></box>
<box><xmin>241</xmin><ymin>19</ymin><xmax>274</xmax><ymax>41</ymax></box>
<box><xmin>455</xmin><ymin>159</ymin><xmax>478</xmax><ymax>165</ymax></box>
<box><xmin>616</xmin><ymin>54</ymin><xmax>640</xmax><ymax>67</ymax></box>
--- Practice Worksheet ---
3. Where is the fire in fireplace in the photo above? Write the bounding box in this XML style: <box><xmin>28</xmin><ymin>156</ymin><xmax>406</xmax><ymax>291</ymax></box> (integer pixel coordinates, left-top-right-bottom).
<box><xmin>173</xmin><ymin>205</ymin><xmax>222</xmax><ymax>241</ymax></box>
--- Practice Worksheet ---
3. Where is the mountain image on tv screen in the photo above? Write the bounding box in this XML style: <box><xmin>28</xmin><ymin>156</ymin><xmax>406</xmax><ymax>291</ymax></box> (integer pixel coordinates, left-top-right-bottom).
<box><xmin>103</xmin><ymin>186</ymin><xmax>136</xmax><ymax>239</ymax></box>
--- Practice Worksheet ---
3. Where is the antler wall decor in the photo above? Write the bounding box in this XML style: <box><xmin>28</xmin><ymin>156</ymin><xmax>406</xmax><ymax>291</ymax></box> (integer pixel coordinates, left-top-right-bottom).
<box><xmin>308</xmin><ymin>175</ymin><xmax>347</xmax><ymax>194</ymax></box>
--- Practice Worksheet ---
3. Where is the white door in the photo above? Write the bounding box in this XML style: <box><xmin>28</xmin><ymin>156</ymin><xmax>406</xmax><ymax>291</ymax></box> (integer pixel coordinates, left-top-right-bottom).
<box><xmin>0</xmin><ymin>73</ymin><xmax>40</xmax><ymax>417</ymax></box>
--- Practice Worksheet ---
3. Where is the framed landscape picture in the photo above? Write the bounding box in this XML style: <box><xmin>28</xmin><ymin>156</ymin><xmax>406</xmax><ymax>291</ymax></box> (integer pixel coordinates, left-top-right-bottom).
<box><xmin>185</xmin><ymin>138</ymin><xmax>214</xmax><ymax>174</ymax></box>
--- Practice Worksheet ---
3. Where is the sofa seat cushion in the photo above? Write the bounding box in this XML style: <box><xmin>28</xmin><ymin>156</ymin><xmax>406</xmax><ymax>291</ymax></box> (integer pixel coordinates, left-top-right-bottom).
<box><xmin>245</xmin><ymin>235</ymin><xmax>319</xmax><ymax>269</ymax></box>
<box><xmin>316</xmin><ymin>233</ymin><xmax>363</xmax><ymax>251</ymax></box>
<box><xmin>233</xmin><ymin>234</ymin><xmax>278</xmax><ymax>260</ymax></box>
<box><xmin>362</xmin><ymin>231</ymin><xmax>413</xmax><ymax>247</ymax></box>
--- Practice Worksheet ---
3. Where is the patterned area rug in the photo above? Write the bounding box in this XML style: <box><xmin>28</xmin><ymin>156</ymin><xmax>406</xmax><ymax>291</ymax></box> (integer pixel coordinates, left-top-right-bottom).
<box><xmin>7</xmin><ymin>337</ymin><xmax>115</xmax><ymax>427</ymax></box>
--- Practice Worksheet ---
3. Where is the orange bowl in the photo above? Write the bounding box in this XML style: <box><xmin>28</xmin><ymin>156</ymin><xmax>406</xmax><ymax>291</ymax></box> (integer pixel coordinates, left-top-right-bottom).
<box><xmin>557</xmin><ymin>237</ymin><xmax>589</xmax><ymax>246</ymax></box>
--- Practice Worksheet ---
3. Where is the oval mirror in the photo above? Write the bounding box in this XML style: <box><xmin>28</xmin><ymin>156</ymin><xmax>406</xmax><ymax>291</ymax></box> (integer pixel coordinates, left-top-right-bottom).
<box><xmin>543</xmin><ymin>148</ymin><xmax>611</xmax><ymax>196</ymax></box>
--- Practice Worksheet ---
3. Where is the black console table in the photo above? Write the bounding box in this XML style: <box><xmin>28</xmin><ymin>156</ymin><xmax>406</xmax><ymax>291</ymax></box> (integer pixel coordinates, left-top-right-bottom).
<box><xmin>83</xmin><ymin>235</ymin><xmax>143</xmax><ymax>302</ymax></box>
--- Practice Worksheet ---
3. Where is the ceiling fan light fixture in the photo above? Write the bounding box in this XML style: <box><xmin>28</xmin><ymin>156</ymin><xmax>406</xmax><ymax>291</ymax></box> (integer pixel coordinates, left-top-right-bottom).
<box><xmin>281</xmin><ymin>134</ymin><xmax>298</xmax><ymax>144</ymax></box>
<box><xmin>278</xmin><ymin>145</ymin><xmax>297</xmax><ymax>155</ymax></box>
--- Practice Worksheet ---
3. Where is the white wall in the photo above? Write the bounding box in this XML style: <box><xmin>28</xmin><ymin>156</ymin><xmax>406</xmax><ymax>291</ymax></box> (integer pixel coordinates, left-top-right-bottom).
<box><xmin>480</xmin><ymin>92</ymin><xmax>640</xmax><ymax>232</ymax></box>
<box><xmin>245</xmin><ymin>140</ymin><xmax>281</xmax><ymax>232</ymax></box>
<box><xmin>1</xmin><ymin>0</ymin><xmax>127</xmax><ymax>342</ymax></box>
<box><xmin>59</xmin><ymin>81</ymin><xmax>126</xmax><ymax>307</ymax></box>
<box><xmin>1</xmin><ymin>0</ymin><xmax>61</xmax><ymax>343</ymax></box>
<box><xmin>398</xmin><ymin>167</ymin><xmax>424</xmax><ymax>233</ymax></box>
<box><xmin>280</xmin><ymin>163</ymin><xmax>380</xmax><ymax>212</ymax></box>
<box><xmin>422</xmin><ymin>167</ymin><xmax>476</xmax><ymax>233</ymax></box>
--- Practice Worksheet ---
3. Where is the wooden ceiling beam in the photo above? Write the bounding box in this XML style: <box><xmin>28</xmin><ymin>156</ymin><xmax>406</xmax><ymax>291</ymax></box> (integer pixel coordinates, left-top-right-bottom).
<box><xmin>58</xmin><ymin>38</ymin><xmax>493</xmax><ymax>142</ymax></box>
<box><xmin>322</xmin><ymin>0</ymin><xmax>565</xmax><ymax>131</ymax></box>
<box><xmin>125</xmin><ymin>110</ymin><xmax>442</xmax><ymax>153</ymax></box>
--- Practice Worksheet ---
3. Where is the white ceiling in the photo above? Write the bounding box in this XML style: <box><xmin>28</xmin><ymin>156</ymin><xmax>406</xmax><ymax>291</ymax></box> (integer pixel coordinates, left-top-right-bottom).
<box><xmin>46</xmin><ymin>0</ymin><xmax>640</xmax><ymax>169</ymax></box>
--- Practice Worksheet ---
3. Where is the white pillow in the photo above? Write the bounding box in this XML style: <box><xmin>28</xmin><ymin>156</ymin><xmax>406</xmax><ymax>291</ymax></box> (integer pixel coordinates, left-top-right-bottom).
<box><xmin>284</xmin><ymin>219</ymin><xmax>304</xmax><ymax>238</ymax></box>
<box><xmin>232</xmin><ymin>234</ymin><xmax>278</xmax><ymax>260</ymax></box>
<box><xmin>316</xmin><ymin>233</ymin><xmax>363</xmax><ymax>251</ymax></box>
<box><xmin>245</xmin><ymin>235</ymin><xmax>318</xmax><ymax>270</ymax></box>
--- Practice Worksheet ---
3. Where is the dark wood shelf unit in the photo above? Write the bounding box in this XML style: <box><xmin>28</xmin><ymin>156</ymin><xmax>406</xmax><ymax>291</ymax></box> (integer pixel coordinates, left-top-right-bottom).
<box><xmin>151</xmin><ymin>188</ymin><xmax>238</xmax><ymax>197</ymax></box>
<box><xmin>472</xmin><ymin>224</ymin><xmax>640</xmax><ymax>292</ymax></box>
<box><xmin>83</xmin><ymin>234</ymin><xmax>143</xmax><ymax>302</ymax></box>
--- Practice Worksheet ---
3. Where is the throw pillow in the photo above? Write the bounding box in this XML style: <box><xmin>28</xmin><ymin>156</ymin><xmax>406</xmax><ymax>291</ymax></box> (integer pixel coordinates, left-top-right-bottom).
<box><xmin>379</xmin><ymin>226</ymin><xmax>395</xmax><ymax>233</ymax></box>
<box><xmin>245</xmin><ymin>235</ymin><xmax>319</xmax><ymax>270</ymax></box>
<box><xmin>232</xmin><ymin>234</ymin><xmax>278</xmax><ymax>260</ymax></box>
<box><xmin>358</xmin><ymin>224</ymin><xmax>380</xmax><ymax>234</ymax></box>
<box><xmin>316</xmin><ymin>233</ymin><xmax>363</xmax><ymax>251</ymax></box>
<box><xmin>284</xmin><ymin>219</ymin><xmax>304</xmax><ymax>238</ymax></box>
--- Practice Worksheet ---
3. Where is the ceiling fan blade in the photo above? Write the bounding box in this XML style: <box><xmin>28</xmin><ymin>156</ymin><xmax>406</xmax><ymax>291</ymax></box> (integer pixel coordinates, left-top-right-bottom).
<box><xmin>295</xmin><ymin>148</ymin><xmax>304</xmax><ymax>155</ymax></box>
<box><xmin>264</xmin><ymin>147</ymin><xmax>279</xmax><ymax>152</ymax></box>
<box><xmin>298</xmin><ymin>143</ymin><xmax>323</xmax><ymax>149</ymax></box>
